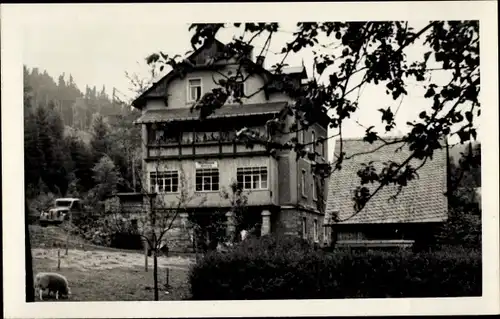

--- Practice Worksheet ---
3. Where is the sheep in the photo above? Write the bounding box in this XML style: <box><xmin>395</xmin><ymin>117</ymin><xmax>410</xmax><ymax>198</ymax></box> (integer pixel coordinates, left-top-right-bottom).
<box><xmin>34</xmin><ymin>272</ymin><xmax>71</xmax><ymax>301</ymax></box>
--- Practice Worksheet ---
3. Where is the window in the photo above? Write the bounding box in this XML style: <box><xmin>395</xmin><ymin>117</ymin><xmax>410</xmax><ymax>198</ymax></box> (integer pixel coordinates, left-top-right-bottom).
<box><xmin>299</xmin><ymin>127</ymin><xmax>305</xmax><ymax>144</ymax></box>
<box><xmin>237</xmin><ymin>167</ymin><xmax>268</xmax><ymax>190</ymax></box>
<box><xmin>302</xmin><ymin>217</ymin><xmax>307</xmax><ymax>239</ymax></box>
<box><xmin>311</xmin><ymin>130</ymin><xmax>316</xmax><ymax>154</ymax></box>
<box><xmin>314</xmin><ymin>219</ymin><xmax>319</xmax><ymax>242</ymax></box>
<box><xmin>150</xmin><ymin>171</ymin><xmax>179</xmax><ymax>193</ymax></box>
<box><xmin>151</xmin><ymin>127</ymin><xmax>180</xmax><ymax>144</ymax></box>
<box><xmin>188</xmin><ymin>78</ymin><xmax>202</xmax><ymax>102</ymax></box>
<box><xmin>323</xmin><ymin>225</ymin><xmax>328</xmax><ymax>242</ymax></box>
<box><xmin>195</xmin><ymin>168</ymin><xmax>219</xmax><ymax>191</ymax></box>
<box><xmin>228</xmin><ymin>76</ymin><xmax>245</xmax><ymax>100</ymax></box>
<box><xmin>301</xmin><ymin>169</ymin><xmax>307</xmax><ymax>197</ymax></box>
<box><xmin>312</xmin><ymin>174</ymin><xmax>317</xmax><ymax>201</ymax></box>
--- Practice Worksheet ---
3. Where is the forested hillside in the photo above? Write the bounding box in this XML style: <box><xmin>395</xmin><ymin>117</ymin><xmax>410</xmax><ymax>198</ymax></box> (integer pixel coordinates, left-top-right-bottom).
<box><xmin>24</xmin><ymin>65</ymin><xmax>143</xmax><ymax>212</ymax></box>
<box><xmin>448</xmin><ymin>142</ymin><xmax>481</xmax><ymax>188</ymax></box>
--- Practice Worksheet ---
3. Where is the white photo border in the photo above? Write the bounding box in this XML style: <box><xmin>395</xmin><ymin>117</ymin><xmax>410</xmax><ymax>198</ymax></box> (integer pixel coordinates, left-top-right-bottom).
<box><xmin>2</xmin><ymin>1</ymin><xmax>499</xmax><ymax>318</ymax></box>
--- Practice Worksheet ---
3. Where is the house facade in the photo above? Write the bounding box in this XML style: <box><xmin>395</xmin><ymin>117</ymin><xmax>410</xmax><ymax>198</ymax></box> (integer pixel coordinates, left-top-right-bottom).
<box><xmin>130</xmin><ymin>39</ymin><xmax>330</xmax><ymax>251</ymax></box>
<box><xmin>325</xmin><ymin>137</ymin><xmax>449</xmax><ymax>250</ymax></box>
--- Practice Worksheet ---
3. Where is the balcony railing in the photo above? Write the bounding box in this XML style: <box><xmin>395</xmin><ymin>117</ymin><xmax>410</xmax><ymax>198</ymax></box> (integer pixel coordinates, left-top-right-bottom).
<box><xmin>146</xmin><ymin>127</ymin><xmax>271</xmax><ymax>159</ymax></box>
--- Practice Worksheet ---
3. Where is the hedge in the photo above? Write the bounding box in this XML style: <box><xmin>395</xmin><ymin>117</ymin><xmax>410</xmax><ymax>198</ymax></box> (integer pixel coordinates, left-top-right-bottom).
<box><xmin>189</xmin><ymin>235</ymin><xmax>482</xmax><ymax>300</ymax></box>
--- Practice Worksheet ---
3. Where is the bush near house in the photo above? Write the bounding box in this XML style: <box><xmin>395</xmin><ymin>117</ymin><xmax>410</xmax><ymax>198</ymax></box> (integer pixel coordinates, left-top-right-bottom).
<box><xmin>189</xmin><ymin>235</ymin><xmax>481</xmax><ymax>300</ymax></box>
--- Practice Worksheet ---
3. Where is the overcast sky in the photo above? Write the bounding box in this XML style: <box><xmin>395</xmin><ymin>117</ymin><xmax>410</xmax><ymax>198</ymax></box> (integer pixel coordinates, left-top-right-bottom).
<box><xmin>20</xmin><ymin>4</ymin><xmax>479</xmax><ymax>153</ymax></box>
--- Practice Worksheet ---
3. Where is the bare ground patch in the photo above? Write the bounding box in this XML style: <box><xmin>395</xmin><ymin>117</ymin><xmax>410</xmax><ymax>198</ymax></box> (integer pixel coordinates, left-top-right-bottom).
<box><xmin>32</xmin><ymin>248</ymin><xmax>194</xmax><ymax>271</ymax></box>
<box><xmin>31</xmin><ymin>248</ymin><xmax>193</xmax><ymax>301</ymax></box>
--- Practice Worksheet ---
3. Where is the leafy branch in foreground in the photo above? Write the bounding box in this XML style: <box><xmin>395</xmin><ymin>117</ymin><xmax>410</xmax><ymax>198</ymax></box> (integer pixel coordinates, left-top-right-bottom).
<box><xmin>145</xmin><ymin>21</ymin><xmax>479</xmax><ymax>218</ymax></box>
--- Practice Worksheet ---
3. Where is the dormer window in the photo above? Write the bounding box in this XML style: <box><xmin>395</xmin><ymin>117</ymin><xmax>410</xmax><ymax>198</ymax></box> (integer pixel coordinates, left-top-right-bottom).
<box><xmin>228</xmin><ymin>75</ymin><xmax>245</xmax><ymax>101</ymax></box>
<box><xmin>188</xmin><ymin>78</ymin><xmax>202</xmax><ymax>103</ymax></box>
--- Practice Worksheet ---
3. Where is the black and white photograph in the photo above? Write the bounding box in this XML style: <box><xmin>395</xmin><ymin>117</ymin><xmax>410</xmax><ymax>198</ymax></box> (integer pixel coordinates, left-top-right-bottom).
<box><xmin>2</xmin><ymin>1</ymin><xmax>499</xmax><ymax>317</ymax></box>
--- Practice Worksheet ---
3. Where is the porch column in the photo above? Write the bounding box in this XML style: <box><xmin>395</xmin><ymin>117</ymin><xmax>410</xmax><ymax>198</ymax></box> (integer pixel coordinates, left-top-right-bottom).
<box><xmin>261</xmin><ymin>210</ymin><xmax>271</xmax><ymax>236</ymax></box>
<box><xmin>180</xmin><ymin>212</ymin><xmax>189</xmax><ymax>229</ymax></box>
<box><xmin>225</xmin><ymin>211</ymin><xmax>236</xmax><ymax>241</ymax></box>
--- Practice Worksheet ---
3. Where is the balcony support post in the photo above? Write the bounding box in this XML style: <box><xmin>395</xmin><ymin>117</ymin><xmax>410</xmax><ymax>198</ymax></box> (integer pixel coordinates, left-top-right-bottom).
<box><xmin>261</xmin><ymin>210</ymin><xmax>271</xmax><ymax>236</ymax></box>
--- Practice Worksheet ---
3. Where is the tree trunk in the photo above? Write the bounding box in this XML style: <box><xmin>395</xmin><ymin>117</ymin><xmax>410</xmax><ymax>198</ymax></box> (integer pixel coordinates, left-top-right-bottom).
<box><xmin>65</xmin><ymin>231</ymin><xmax>70</xmax><ymax>255</ymax></box>
<box><xmin>194</xmin><ymin>230</ymin><xmax>199</xmax><ymax>262</ymax></box>
<box><xmin>65</xmin><ymin>213</ymin><xmax>72</xmax><ymax>255</ymax></box>
<box><xmin>58</xmin><ymin>248</ymin><xmax>62</xmax><ymax>270</ymax></box>
<box><xmin>153</xmin><ymin>249</ymin><xmax>159</xmax><ymax>301</ymax></box>
<box><xmin>25</xmin><ymin>201</ymin><xmax>35</xmax><ymax>302</ymax></box>
<box><xmin>144</xmin><ymin>241</ymin><xmax>148</xmax><ymax>272</ymax></box>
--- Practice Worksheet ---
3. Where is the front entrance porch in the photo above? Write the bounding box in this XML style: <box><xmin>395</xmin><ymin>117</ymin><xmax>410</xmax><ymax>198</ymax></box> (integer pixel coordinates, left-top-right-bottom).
<box><xmin>188</xmin><ymin>206</ymin><xmax>275</xmax><ymax>252</ymax></box>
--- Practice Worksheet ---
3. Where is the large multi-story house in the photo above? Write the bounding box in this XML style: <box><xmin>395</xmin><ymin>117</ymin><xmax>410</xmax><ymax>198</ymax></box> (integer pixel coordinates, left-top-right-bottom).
<box><xmin>130</xmin><ymin>38</ymin><xmax>330</xmax><ymax>251</ymax></box>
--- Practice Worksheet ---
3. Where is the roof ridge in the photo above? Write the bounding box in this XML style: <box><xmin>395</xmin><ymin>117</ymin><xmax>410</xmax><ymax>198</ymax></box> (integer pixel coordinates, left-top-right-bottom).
<box><xmin>335</xmin><ymin>135</ymin><xmax>406</xmax><ymax>142</ymax></box>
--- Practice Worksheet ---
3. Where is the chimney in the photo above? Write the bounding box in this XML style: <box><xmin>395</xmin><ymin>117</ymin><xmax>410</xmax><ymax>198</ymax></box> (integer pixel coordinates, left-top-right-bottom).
<box><xmin>256</xmin><ymin>55</ymin><xmax>265</xmax><ymax>67</ymax></box>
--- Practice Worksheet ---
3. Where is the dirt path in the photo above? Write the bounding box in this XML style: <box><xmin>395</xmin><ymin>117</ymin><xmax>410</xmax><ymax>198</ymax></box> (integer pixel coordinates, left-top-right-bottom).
<box><xmin>32</xmin><ymin>248</ymin><xmax>194</xmax><ymax>272</ymax></box>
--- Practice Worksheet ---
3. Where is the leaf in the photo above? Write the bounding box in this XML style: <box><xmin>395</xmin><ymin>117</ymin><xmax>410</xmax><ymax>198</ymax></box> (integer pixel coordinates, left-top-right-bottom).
<box><xmin>471</xmin><ymin>129</ymin><xmax>477</xmax><ymax>140</ymax></box>
<box><xmin>145</xmin><ymin>53</ymin><xmax>160</xmax><ymax>65</ymax></box>
<box><xmin>329</xmin><ymin>73</ymin><xmax>338</xmax><ymax>87</ymax></box>
<box><xmin>424</xmin><ymin>87</ymin><xmax>435</xmax><ymax>98</ymax></box>
<box><xmin>379</xmin><ymin>107</ymin><xmax>394</xmax><ymax>124</ymax></box>
<box><xmin>465</xmin><ymin>111</ymin><xmax>473</xmax><ymax>122</ymax></box>
<box><xmin>453</xmin><ymin>112</ymin><xmax>464</xmax><ymax>123</ymax></box>
<box><xmin>423</xmin><ymin>51</ymin><xmax>432</xmax><ymax>62</ymax></box>
<box><xmin>363</xmin><ymin>131</ymin><xmax>378</xmax><ymax>144</ymax></box>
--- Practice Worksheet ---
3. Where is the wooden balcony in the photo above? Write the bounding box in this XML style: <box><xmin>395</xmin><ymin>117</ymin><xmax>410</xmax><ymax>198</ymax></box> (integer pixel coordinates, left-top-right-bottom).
<box><xmin>146</xmin><ymin>139</ymin><xmax>269</xmax><ymax>160</ymax></box>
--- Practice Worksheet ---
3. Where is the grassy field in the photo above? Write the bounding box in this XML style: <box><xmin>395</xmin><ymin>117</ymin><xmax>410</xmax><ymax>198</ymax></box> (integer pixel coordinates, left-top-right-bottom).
<box><xmin>32</xmin><ymin>248</ymin><xmax>193</xmax><ymax>301</ymax></box>
<box><xmin>30</xmin><ymin>225</ymin><xmax>194</xmax><ymax>301</ymax></box>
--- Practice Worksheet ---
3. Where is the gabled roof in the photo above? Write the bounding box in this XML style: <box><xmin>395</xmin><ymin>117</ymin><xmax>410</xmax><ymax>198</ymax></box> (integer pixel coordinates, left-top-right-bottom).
<box><xmin>135</xmin><ymin>102</ymin><xmax>287</xmax><ymax>124</ymax></box>
<box><xmin>131</xmin><ymin>38</ymin><xmax>308</xmax><ymax>109</ymax></box>
<box><xmin>132</xmin><ymin>38</ymin><xmax>269</xmax><ymax>109</ymax></box>
<box><xmin>325</xmin><ymin>137</ymin><xmax>448</xmax><ymax>225</ymax></box>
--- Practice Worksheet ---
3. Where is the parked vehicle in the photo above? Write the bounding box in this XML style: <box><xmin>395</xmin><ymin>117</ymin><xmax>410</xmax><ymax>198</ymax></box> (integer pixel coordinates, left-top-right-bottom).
<box><xmin>39</xmin><ymin>198</ymin><xmax>83</xmax><ymax>226</ymax></box>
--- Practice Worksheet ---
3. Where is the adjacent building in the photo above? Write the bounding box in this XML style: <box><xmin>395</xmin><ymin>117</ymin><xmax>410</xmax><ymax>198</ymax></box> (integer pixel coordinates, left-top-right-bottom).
<box><xmin>129</xmin><ymin>39</ymin><xmax>330</xmax><ymax>251</ymax></box>
<box><xmin>325</xmin><ymin>137</ymin><xmax>449</xmax><ymax>249</ymax></box>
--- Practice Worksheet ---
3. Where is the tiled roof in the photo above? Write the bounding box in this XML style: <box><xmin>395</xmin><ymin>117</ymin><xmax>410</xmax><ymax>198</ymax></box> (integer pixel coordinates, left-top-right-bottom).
<box><xmin>325</xmin><ymin>137</ymin><xmax>448</xmax><ymax>225</ymax></box>
<box><xmin>135</xmin><ymin>102</ymin><xmax>287</xmax><ymax>124</ymax></box>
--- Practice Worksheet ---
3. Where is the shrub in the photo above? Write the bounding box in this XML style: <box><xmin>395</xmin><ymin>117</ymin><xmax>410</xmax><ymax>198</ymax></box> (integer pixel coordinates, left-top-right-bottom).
<box><xmin>437</xmin><ymin>208</ymin><xmax>482</xmax><ymax>248</ymax></box>
<box><xmin>189</xmin><ymin>235</ymin><xmax>482</xmax><ymax>300</ymax></box>
<box><xmin>109</xmin><ymin>232</ymin><xmax>144</xmax><ymax>250</ymax></box>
